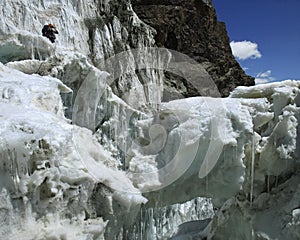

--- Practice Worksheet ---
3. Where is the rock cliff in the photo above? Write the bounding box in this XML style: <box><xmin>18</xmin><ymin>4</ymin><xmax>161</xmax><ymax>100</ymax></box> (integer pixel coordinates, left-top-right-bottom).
<box><xmin>132</xmin><ymin>0</ymin><xmax>255</xmax><ymax>97</ymax></box>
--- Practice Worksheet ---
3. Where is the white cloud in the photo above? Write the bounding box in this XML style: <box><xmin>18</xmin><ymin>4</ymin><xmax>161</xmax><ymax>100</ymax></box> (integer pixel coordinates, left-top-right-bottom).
<box><xmin>255</xmin><ymin>70</ymin><xmax>275</xmax><ymax>84</ymax></box>
<box><xmin>230</xmin><ymin>40</ymin><xmax>262</xmax><ymax>60</ymax></box>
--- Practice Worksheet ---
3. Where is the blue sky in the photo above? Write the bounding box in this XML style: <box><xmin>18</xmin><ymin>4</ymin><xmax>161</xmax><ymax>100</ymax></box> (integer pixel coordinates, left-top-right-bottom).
<box><xmin>213</xmin><ymin>0</ymin><xmax>300</xmax><ymax>84</ymax></box>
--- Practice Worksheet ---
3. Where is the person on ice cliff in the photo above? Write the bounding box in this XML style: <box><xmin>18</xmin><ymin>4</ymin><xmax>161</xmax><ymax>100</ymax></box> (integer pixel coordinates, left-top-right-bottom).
<box><xmin>42</xmin><ymin>23</ymin><xmax>58</xmax><ymax>43</ymax></box>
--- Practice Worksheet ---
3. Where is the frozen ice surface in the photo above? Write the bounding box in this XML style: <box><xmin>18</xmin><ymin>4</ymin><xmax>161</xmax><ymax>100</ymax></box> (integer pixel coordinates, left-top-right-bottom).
<box><xmin>0</xmin><ymin>0</ymin><xmax>300</xmax><ymax>239</ymax></box>
<box><xmin>0</xmin><ymin>63</ymin><xmax>146</xmax><ymax>239</ymax></box>
<box><xmin>127</xmin><ymin>81</ymin><xmax>300</xmax><ymax>239</ymax></box>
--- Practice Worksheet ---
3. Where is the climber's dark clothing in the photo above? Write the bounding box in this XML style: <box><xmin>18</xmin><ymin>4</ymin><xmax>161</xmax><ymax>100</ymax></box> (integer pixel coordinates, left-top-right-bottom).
<box><xmin>42</xmin><ymin>24</ymin><xmax>59</xmax><ymax>43</ymax></box>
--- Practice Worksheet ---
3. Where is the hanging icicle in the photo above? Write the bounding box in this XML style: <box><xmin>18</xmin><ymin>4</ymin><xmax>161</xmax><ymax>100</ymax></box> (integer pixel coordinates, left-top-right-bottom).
<box><xmin>250</xmin><ymin>133</ymin><xmax>255</xmax><ymax>207</ymax></box>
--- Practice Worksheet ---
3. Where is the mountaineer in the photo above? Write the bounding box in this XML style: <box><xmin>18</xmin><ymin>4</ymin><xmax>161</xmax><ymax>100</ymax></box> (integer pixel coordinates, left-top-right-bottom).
<box><xmin>42</xmin><ymin>23</ymin><xmax>59</xmax><ymax>43</ymax></box>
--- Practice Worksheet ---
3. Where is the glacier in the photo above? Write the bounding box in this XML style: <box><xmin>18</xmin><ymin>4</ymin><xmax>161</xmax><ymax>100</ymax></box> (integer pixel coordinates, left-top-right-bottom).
<box><xmin>0</xmin><ymin>0</ymin><xmax>300</xmax><ymax>239</ymax></box>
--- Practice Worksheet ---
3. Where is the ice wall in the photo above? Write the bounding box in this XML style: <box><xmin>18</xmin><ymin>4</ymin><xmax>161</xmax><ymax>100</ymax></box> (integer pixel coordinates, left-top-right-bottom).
<box><xmin>0</xmin><ymin>0</ymin><xmax>163</xmax><ymax>109</ymax></box>
<box><xmin>0</xmin><ymin>0</ymin><xmax>167</xmax><ymax>238</ymax></box>
<box><xmin>0</xmin><ymin>63</ymin><xmax>147</xmax><ymax>239</ymax></box>
<box><xmin>158</xmin><ymin>81</ymin><xmax>300</xmax><ymax>239</ymax></box>
<box><xmin>1</xmin><ymin>0</ymin><xmax>167</xmax><ymax>184</ymax></box>
<box><xmin>0</xmin><ymin>0</ymin><xmax>300</xmax><ymax>239</ymax></box>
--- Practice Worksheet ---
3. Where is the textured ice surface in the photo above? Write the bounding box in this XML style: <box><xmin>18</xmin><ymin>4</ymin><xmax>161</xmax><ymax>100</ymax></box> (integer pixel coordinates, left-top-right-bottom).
<box><xmin>0</xmin><ymin>0</ymin><xmax>300</xmax><ymax>239</ymax></box>
<box><xmin>128</xmin><ymin>96</ymin><xmax>252</xmax><ymax>206</ymax></box>
<box><xmin>0</xmin><ymin>63</ymin><xmax>146</xmax><ymax>239</ymax></box>
<box><xmin>2</xmin><ymin>57</ymin><xmax>300</xmax><ymax>239</ymax></box>
<box><xmin>127</xmin><ymin>81</ymin><xmax>300</xmax><ymax>239</ymax></box>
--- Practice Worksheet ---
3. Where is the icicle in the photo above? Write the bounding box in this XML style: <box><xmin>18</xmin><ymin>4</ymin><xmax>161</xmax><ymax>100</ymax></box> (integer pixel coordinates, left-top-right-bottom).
<box><xmin>267</xmin><ymin>175</ymin><xmax>270</xmax><ymax>193</ymax></box>
<box><xmin>23</xmin><ymin>196</ymin><xmax>32</xmax><ymax>222</ymax></box>
<box><xmin>30</xmin><ymin>41</ymin><xmax>35</xmax><ymax>60</ymax></box>
<box><xmin>35</xmin><ymin>37</ymin><xmax>42</xmax><ymax>61</ymax></box>
<box><xmin>148</xmin><ymin>208</ymin><xmax>156</xmax><ymax>240</ymax></box>
<box><xmin>140</xmin><ymin>208</ymin><xmax>144</xmax><ymax>240</ymax></box>
<box><xmin>250</xmin><ymin>134</ymin><xmax>255</xmax><ymax>207</ymax></box>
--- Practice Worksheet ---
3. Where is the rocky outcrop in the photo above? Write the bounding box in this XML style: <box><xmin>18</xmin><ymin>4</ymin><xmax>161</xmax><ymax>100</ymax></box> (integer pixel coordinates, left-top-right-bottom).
<box><xmin>132</xmin><ymin>0</ymin><xmax>255</xmax><ymax>97</ymax></box>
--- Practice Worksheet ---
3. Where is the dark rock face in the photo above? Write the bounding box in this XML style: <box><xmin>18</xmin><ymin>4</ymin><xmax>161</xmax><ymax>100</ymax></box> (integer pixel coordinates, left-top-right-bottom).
<box><xmin>132</xmin><ymin>0</ymin><xmax>255</xmax><ymax>97</ymax></box>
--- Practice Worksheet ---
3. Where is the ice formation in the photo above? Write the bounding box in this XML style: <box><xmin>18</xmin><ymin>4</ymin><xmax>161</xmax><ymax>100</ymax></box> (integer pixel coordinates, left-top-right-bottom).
<box><xmin>0</xmin><ymin>0</ymin><xmax>300</xmax><ymax>239</ymax></box>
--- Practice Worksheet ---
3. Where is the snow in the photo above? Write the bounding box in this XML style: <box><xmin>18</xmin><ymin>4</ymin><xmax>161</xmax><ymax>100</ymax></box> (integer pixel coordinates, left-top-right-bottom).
<box><xmin>0</xmin><ymin>0</ymin><xmax>300</xmax><ymax>239</ymax></box>
<box><xmin>129</xmin><ymin>96</ymin><xmax>252</xmax><ymax>207</ymax></box>
<box><xmin>1</xmin><ymin>57</ymin><xmax>300</xmax><ymax>240</ymax></box>
<box><xmin>125</xmin><ymin>81</ymin><xmax>300</xmax><ymax>239</ymax></box>
<box><xmin>0</xmin><ymin>63</ymin><xmax>146</xmax><ymax>239</ymax></box>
